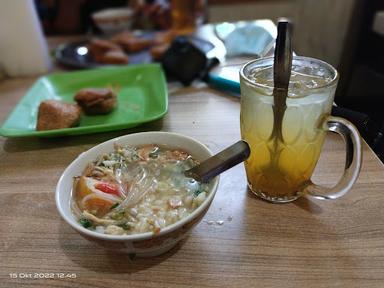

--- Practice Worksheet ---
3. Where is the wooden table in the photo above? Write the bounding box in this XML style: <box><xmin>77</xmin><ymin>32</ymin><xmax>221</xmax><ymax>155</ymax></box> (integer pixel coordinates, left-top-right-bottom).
<box><xmin>1</xmin><ymin>38</ymin><xmax>384</xmax><ymax>288</ymax></box>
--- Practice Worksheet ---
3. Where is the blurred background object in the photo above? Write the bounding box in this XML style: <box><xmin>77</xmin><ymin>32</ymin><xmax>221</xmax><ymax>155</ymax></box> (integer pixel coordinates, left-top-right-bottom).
<box><xmin>32</xmin><ymin>0</ymin><xmax>384</xmax><ymax>161</ymax></box>
<box><xmin>130</xmin><ymin>0</ymin><xmax>171</xmax><ymax>30</ymax></box>
<box><xmin>35</xmin><ymin>0</ymin><xmax>129</xmax><ymax>34</ymax></box>
<box><xmin>34</xmin><ymin>0</ymin><xmax>207</xmax><ymax>34</ymax></box>
<box><xmin>337</xmin><ymin>0</ymin><xmax>384</xmax><ymax>124</ymax></box>
<box><xmin>335</xmin><ymin>0</ymin><xmax>384</xmax><ymax>161</ymax></box>
<box><xmin>171</xmin><ymin>0</ymin><xmax>206</xmax><ymax>33</ymax></box>
<box><xmin>34</xmin><ymin>0</ymin><xmax>354</xmax><ymax>67</ymax></box>
<box><xmin>0</xmin><ymin>0</ymin><xmax>51</xmax><ymax>77</ymax></box>
<box><xmin>92</xmin><ymin>7</ymin><xmax>134</xmax><ymax>34</ymax></box>
<box><xmin>216</xmin><ymin>21</ymin><xmax>275</xmax><ymax>57</ymax></box>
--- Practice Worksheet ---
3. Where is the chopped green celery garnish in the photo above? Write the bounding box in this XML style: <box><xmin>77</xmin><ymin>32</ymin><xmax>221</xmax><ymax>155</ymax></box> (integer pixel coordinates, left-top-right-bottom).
<box><xmin>111</xmin><ymin>211</ymin><xmax>125</xmax><ymax>220</ymax></box>
<box><xmin>118</xmin><ymin>223</ymin><xmax>131</xmax><ymax>230</ymax></box>
<box><xmin>79</xmin><ymin>218</ymin><xmax>92</xmax><ymax>228</ymax></box>
<box><xmin>110</xmin><ymin>203</ymin><xmax>119</xmax><ymax>210</ymax></box>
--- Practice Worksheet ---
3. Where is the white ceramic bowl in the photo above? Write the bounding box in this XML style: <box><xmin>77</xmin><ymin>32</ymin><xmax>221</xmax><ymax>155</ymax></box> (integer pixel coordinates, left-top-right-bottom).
<box><xmin>56</xmin><ymin>132</ymin><xmax>219</xmax><ymax>257</ymax></box>
<box><xmin>92</xmin><ymin>8</ymin><xmax>134</xmax><ymax>34</ymax></box>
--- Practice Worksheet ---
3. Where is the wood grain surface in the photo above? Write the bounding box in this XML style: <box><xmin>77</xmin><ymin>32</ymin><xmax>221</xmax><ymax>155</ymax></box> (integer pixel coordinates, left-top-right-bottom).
<box><xmin>1</xmin><ymin>43</ymin><xmax>384</xmax><ymax>288</ymax></box>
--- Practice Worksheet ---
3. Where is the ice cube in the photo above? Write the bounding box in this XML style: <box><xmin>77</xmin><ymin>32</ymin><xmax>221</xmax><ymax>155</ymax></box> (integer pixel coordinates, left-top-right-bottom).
<box><xmin>282</xmin><ymin>105</ymin><xmax>303</xmax><ymax>144</ymax></box>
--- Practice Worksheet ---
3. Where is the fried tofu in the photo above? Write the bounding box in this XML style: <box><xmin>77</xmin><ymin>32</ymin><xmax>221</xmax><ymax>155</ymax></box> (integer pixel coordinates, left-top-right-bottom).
<box><xmin>150</xmin><ymin>43</ymin><xmax>170</xmax><ymax>60</ymax></box>
<box><xmin>112</xmin><ymin>36</ymin><xmax>152</xmax><ymax>53</ymax></box>
<box><xmin>88</xmin><ymin>38</ymin><xmax>121</xmax><ymax>52</ymax></box>
<box><xmin>153</xmin><ymin>30</ymin><xmax>176</xmax><ymax>45</ymax></box>
<box><xmin>99</xmin><ymin>50</ymin><xmax>129</xmax><ymax>64</ymax></box>
<box><xmin>74</xmin><ymin>88</ymin><xmax>117</xmax><ymax>115</ymax></box>
<box><xmin>88</xmin><ymin>38</ymin><xmax>123</xmax><ymax>63</ymax></box>
<box><xmin>36</xmin><ymin>100</ymin><xmax>81</xmax><ymax>131</ymax></box>
<box><xmin>111</xmin><ymin>31</ymin><xmax>134</xmax><ymax>43</ymax></box>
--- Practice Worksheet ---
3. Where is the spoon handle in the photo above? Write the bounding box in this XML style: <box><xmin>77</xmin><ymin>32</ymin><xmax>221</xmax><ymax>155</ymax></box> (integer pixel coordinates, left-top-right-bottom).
<box><xmin>271</xmin><ymin>20</ymin><xmax>293</xmax><ymax>141</ymax></box>
<box><xmin>184</xmin><ymin>140</ymin><xmax>250</xmax><ymax>183</ymax></box>
<box><xmin>274</xmin><ymin>19</ymin><xmax>293</xmax><ymax>90</ymax></box>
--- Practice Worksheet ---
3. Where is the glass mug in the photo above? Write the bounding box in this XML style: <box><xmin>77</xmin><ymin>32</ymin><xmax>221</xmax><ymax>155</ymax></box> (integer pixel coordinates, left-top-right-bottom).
<box><xmin>240</xmin><ymin>56</ymin><xmax>362</xmax><ymax>203</ymax></box>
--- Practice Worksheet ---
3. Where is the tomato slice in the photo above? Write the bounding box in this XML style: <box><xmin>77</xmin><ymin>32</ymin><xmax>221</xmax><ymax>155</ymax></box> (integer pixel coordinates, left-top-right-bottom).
<box><xmin>94</xmin><ymin>182</ymin><xmax>120</xmax><ymax>196</ymax></box>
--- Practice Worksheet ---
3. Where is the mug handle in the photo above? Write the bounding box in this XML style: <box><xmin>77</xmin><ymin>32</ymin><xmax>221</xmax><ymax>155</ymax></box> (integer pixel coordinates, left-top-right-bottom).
<box><xmin>305</xmin><ymin>116</ymin><xmax>362</xmax><ymax>200</ymax></box>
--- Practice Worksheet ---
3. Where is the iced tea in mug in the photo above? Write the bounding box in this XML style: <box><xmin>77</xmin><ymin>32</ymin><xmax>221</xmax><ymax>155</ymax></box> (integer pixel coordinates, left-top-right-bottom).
<box><xmin>240</xmin><ymin>56</ymin><xmax>362</xmax><ymax>203</ymax></box>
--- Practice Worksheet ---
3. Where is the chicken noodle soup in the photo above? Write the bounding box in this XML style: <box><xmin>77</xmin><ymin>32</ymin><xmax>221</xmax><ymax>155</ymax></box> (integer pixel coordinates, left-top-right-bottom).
<box><xmin>72</xmin><ymin>144</ymin><xmax>209</xmax><ymax>235</ymax></box>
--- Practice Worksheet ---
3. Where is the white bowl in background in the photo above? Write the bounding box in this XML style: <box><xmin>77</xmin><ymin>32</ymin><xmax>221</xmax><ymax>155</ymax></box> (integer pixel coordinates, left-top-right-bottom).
<box><xmin>92</xmin><ymin>8</ymin><xmax>134</xmax><ymax>34</ymax></box>
<box><xmin>56</xmin><ymin>132</ymin><xmax>219</xmax><ymax>257</ymax></box>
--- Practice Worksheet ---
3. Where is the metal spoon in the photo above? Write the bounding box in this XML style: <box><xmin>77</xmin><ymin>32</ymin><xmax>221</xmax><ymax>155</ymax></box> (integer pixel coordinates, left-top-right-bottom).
<box><xmin>271</xmin><ymin>19</ymin><xmax>293</xmax><ymax>141</ymax></box>
<box><xmin>184</xmin><ymin>140</ymin><xmax>250</xmax><ymax>183</ymax></box>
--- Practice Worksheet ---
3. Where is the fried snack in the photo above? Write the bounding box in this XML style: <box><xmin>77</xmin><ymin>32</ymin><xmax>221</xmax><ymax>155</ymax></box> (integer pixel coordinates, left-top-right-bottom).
<box><xmin>99</xmin><ymin>50</ymin><xmax>129</xmax><ymax>64</ymax></box>
<box><xmin>74</xmin><ymin>88</ymin><xmax>117</xmax><ymax>115</ymax></box>
<box><xmin>36</xmin><ymin>100</ymin><xmax>81</xmax><ymax>131</ymax></box>
<box><xmin>150</xmin><ymin>43</ymin><xmax>170</xmax><ymax>60</ymax></box>
<box><xmin>153</xmin><ymin>30</ymin><xmax>176</xmax><ymax>45</ymax></box>
<box><xmin>111</xmin><ymin>31</ymin><xmax>134</xmax><ymax>43</ymax></box>
<box><xmin>88</xmin><ymin>38</ymin><xmax>122</xmax><ymax>62</ymax></box>
<box><xmin>112</xmin><ymin>35</ymin><xmax>152</xmax><ymax>53</ymax></box>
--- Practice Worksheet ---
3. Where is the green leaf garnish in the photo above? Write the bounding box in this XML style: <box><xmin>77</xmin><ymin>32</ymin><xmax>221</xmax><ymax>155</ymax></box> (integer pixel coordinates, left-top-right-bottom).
<box><xmin>110</xmin><ymin>203</ymin><xmax>119</xmax><ymax>210</ymax></box>
<box><xmin>79</xmin><ymin>218</ymin><xmax>92</xmax><ymax>228</ymax></box>
<box><xmin>118</xmin><ymin>223</ymin><xmax>131</xmax><ymax>230</ymax></box>
<box><xmin>194</xmin><ymin>189</ymin><xmax>203</xmax><ymax>197</ymax></box>
<box><xmin>111</xmin><ymin>211</ymin><xmax>125</xmax><ymax>220</ymax></box>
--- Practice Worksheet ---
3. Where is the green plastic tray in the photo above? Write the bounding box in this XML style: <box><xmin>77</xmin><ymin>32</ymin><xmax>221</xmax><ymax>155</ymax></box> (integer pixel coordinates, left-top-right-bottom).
<box><xmin>0</xmin><ymin>64</ymin><xmax>168</xmax><ymax>137</ymax></box>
